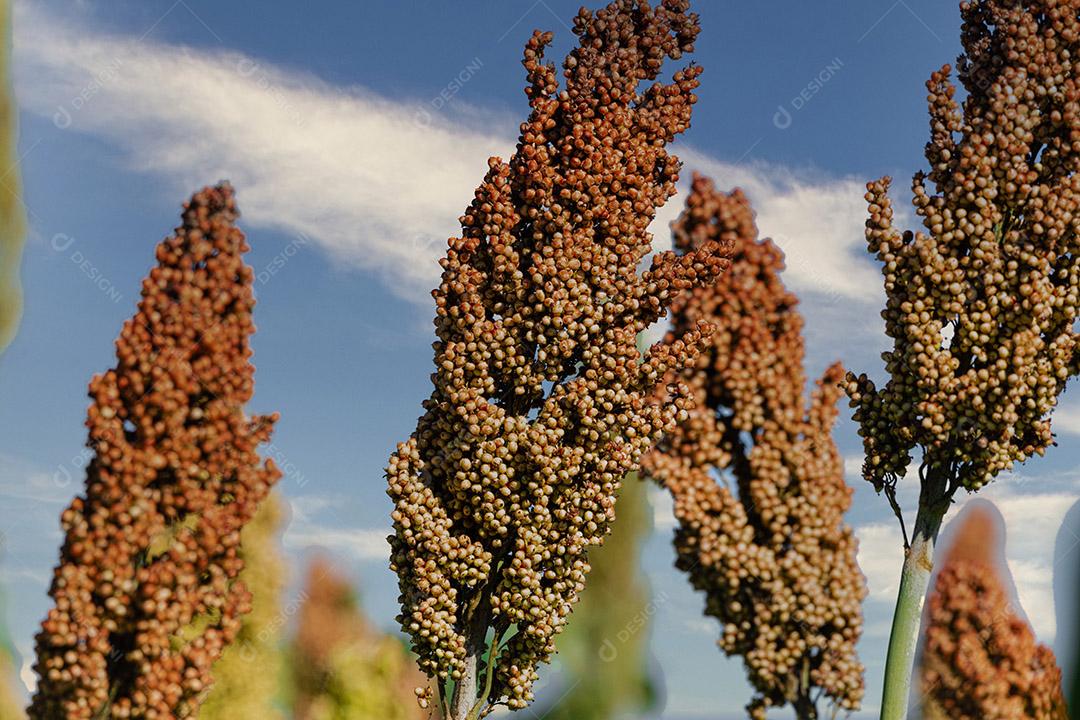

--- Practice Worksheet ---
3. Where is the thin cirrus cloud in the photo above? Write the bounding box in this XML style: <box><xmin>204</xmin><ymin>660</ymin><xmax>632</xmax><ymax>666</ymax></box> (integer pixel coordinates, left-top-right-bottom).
<box><xmin>1048</xmin><ymin>396</ymin><xmax>1080</xmax><ymax>436</ymax></box>
<box><xmin>14</xmin><ymin>1</ymin><xmax>510</xmax><ymax>304</ymax></box>
<box><xmin>14</xmin><ymin>1</ymin><xmax>882</xmax><ymax>312</ymax></box>
<box><xmin>280</xmin><ymin>494</ymin><xmax>391</xmax><ymax>563</ymax></box>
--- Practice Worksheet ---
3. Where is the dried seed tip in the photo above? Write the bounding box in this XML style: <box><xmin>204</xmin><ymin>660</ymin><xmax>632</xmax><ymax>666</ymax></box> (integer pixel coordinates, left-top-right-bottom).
<box><xmin>385</xmin><ymin>0</ymin><xmax>728</xmax><ymax>711</ymax></box>
<box><xmin>921</xmin><ymin>501</ymin><xmax>1068</xmax><ymax>720</ymax></box>
<box><xmin>641</xmin><ymin>174</ymin><xmax>866</xmax><ymax>719</ymax></box>
<box><xmin>846</xmin><ymin>0</ymin><xmax>1080</xmax><ymax>493</ymax></box>
<box><xmin>28</xmin><ymin>183</ymin><xmax>281</xmax><ymax>720</ymax></box>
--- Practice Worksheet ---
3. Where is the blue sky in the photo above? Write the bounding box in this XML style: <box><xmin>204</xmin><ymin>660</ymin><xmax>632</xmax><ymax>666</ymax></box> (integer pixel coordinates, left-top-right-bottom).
<box><xmin>3</xmin><ymin>1</ymin><xmax>1080</xmax><ymax>717</ymax></box>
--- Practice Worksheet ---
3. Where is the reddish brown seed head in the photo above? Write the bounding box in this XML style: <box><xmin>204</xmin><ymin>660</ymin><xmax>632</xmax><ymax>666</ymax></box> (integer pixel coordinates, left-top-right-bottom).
<box><xmin>385</xmin><ymin>0</ymin><xmax>730</xmax><ymax>709</ymax></box>
<box><xmin>642</xmin><ymin>174</ymin><xmax>866</xmax><ymax>719</ymax></box>
<box><xmin>28</xmin><ymin>184</ymin><xmax>280</xmax><ymax>720</ymax></box>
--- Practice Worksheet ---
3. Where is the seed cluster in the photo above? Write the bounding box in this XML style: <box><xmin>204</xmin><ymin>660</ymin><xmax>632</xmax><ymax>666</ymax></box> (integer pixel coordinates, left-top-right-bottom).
<box><xmin>642</xmin><ymin>175</ymin><xmax>866</xmax><ymax>719</ymax></box>
<box><xmin>846</xmin><ymin>0</ymin><xmax>1080</xmax><ymax>492</ymax></box>
<box><xmin>385</xmin><ymin>0</ymin><xmax>729</xmax><ymax>710</ymax></box>
<box><xmin>921</xmin><ymin>503</ymin><xmax>1068</xmax><ymax>719</ymax></box>
<box><xmin>29</xmin><ymin>184</ymin><xmax>281</xmax><ymax>719</ymax></box>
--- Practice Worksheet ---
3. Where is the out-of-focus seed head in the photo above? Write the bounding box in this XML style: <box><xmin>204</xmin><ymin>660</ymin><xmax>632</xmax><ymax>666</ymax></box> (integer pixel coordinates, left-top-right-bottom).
<box><xmin>642</xmin><ymin>174</ymin><xmax>866</xmax><ymax>719</ymax></box>
<box><xmin>921</xmin><ymin>502</ymin><xmax>1068</xmax><ymax>719</ymax></box>
<box><xmin>292</xmin><ymin>557</ymin><xmax>430</xmax><ymax>720</ymax></box>
<box><xmin>28</xmin><ymin>184</ymin><xmax>281</xmax><ymax>720</ymax></box>
<box><xmin>846</xmin><ymin>0</ymin><xmax>1080</xmax><ymax>492</ymax></box>
<box><xmin>385</xmin><ymin>0</ymin><xmax>730</xmax><ymax>709</ymax></box>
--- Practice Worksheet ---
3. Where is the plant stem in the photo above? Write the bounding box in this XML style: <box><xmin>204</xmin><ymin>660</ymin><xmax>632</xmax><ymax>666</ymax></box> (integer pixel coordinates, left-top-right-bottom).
<box><xmin>879</xmin><ymin>465</ymin><xmax>952</xmax><ymax>720</ymax></box>
<box><xmin>449</xmin><ymin>636</ymin><xmax>479</xmax><ymax>719</ymax></box>
<box><xmin>449</xmin><ymin>597</ymin><xmax>491</xmax><ymax>720</ymax></box>
<box><xmin>792</xmin><ymin>656</ymin><xmax>818</xmax><ymax>720</ymax></box>
<box><xmin>793</xmin><ymin>695</ymin><xmax>818</xmax><ymax>720</ymax></box>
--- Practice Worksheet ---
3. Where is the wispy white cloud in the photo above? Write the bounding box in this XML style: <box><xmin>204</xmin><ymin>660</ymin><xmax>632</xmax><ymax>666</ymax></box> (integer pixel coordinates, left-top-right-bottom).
<box><xmin>15</xmin><ymin>1</ymin><xmax>510</xmax><ymax>303</ymax></box>
<box><xmin>1049</xmin><ymin>394</ymin><xmax>1080</xmax><ymax>436</ymax></box>
<box><xmin>855</xmin><ymin>521</ymin><xmax>905</xmax><ymax>603</ymax></box>
<box><xmin>843</xmin><ymin>455</ymin><xmax>863</xmax><ymax>480</ymax></box>
<box><xmin>284</xmin><ymin>525</ymin><xmax>390</xmax><ymax>562</ymax></box>
<box><xmin>15</xmin><ymin>1</ymin><xmax>883</xmax><ymax>314</ymax></box>
<box><xmin>282</xmin><ymin>494</ymin><xmax>390</xmax><ymax>563</ymax></box>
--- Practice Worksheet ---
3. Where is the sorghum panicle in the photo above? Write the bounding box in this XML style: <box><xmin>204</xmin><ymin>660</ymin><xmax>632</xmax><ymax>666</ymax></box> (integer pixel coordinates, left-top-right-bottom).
<box><xmin>921</xmin><ymin>503</ymin><xmax>1068</xmax><ymax>719</ymax></box>
<box><xmin>846</xmin><ymin>0</ymin><xmax>1080</xmax><ymax>492</ymax></box>
<box><xmin>386</xmin><ymin>0</ymin><xmax>730</xmax><ymax>710</ymax></box>
<box><xmin>642</xmin><ymin>174</ymin><xmax>866</xmax><ymax>720</ymax></box>
<box><xmin>29</xmin><ymin>184</ymin><xmax>280</xmax><ymax>719</ymax></box>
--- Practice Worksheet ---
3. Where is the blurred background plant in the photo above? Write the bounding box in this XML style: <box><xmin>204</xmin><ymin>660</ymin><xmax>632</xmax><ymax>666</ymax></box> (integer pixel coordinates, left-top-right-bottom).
<box><xmin>0</xmin><ymin>0</ymin><xmax>25</xmax><ymax>355</ymax></box>
<box><xmin>288</xmin><ymin>555</ymin><xmax>430</xmax><ymax>720</ymax></box>
<box><xmin>642</xmin><ymin>175</ymin><xmax>865</xmax><ymax>720</ymax></box>
<box><xmin>200</xmin><ymin>492</ymin><xmax>289</xmax><ymax>720</ymax></box>
<box><xmin>0</xmin><ymin>583</ymin><xmax>23</xmax><ymax>720</ymax></box>
<box><xmin>920</xmin><ymin>500</ymin><xmax>1068</xmax><ymax>720</ymax></box>
<box><xmin>537</xmin><ymin>476</ymin><xmax>659</xmax><ymax>720</ymax></box>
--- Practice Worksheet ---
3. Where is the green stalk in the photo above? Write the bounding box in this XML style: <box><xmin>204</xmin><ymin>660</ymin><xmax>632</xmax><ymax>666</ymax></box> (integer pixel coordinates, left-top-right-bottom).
<box><xmin>449</xmin><ymin>593</ymin><xmax>493</xmax><ymax>720</ymax></box>
<box><xmin>449</xmin><ymin>622</ymin><xmax>482</xmax><ymax>720</ymax></box>
<box><xmin>879</xmin><ymin>467</ymin><xmax>951</xmax><ymax>720</ymax></box>
<box><xmin>792</xmin><ymin>655</ymin><xmax>818</xmax><ymax>719</ymax></box>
